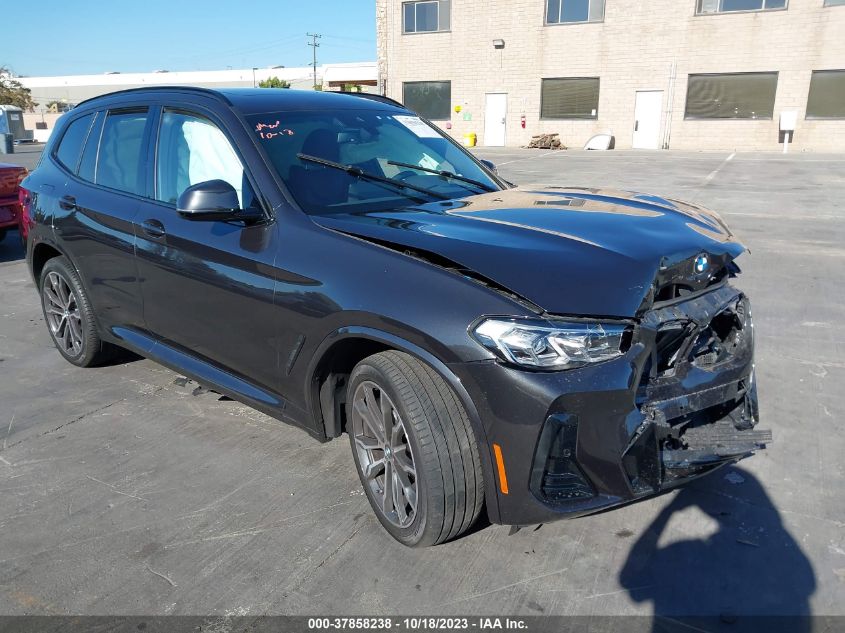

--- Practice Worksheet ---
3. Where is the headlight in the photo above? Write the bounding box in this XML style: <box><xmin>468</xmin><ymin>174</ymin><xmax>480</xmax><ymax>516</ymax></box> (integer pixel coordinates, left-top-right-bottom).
<box><xmin>472</xmin><ymin>318</ymin><xmax>629</xmax><ymax>369</ymax></box>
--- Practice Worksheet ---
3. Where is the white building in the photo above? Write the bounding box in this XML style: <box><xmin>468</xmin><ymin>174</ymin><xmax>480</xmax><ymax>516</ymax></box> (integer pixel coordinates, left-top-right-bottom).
<box><xmin>15</xmin><ymin>62</ymin><xmax>377</xmax><ymax>141</ymax></box>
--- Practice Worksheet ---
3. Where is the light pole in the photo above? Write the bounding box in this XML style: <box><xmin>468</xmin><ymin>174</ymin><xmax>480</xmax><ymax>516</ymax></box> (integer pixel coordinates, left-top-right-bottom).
<box><xmin>252</xmin><ymin>67</ymin><xmax>258</xmax><ymax>88</ymax></box>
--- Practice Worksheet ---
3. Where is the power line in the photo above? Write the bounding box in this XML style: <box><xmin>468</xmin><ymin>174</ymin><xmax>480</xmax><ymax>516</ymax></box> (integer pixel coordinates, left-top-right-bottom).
<box><xmin>180</xmin><ymin>34</ymin><xmax>304</xmax><ymax>63</ymax></box>
<box><xmin>306</xmin><ymin>33</ymin><xmax>321</xmax><ymax>90</ymax></box>
<box><xmin>321</xmin><ymin>34</ymin><xmax>376</xmax><ymax>43</ymax></box>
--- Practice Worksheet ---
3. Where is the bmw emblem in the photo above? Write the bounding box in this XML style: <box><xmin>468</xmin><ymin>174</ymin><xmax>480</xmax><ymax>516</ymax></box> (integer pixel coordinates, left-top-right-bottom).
<box><xmin>694</xmin><ymin>253</ymin><xmax>710</xmax><ymax>274</ymax></box>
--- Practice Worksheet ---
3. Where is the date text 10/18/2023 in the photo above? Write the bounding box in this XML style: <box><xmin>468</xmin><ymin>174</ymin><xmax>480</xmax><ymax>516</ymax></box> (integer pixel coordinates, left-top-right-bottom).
<box><xmin>307</xmin><ymin>617</ymin><xmax>528</xmax><ymax>630</ymax></box>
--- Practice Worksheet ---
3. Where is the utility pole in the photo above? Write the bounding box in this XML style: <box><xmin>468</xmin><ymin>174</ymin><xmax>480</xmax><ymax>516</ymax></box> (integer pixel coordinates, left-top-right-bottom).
<box><xmin>307</xmin><ymin>32</ymin><xmax>321</xmax><ymax>90</ymax></box>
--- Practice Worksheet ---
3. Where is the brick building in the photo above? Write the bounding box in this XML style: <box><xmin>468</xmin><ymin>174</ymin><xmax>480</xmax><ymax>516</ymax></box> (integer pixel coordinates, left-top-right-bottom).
<box><xmin>376</xmin><ymin>0</ymin><xmax>845</xmax><ymax>150</ymax></box>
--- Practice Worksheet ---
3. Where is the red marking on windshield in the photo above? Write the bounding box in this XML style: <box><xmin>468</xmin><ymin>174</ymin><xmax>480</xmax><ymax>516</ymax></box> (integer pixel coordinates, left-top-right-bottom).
<box><xmin>255</xmin><ymin>121</ymin><xmax>280</xmax><ymax>132</ymax></box>
<box><xmin>255</xmin><ymin>121</ymin><xmax>295</xmax><ymax>139</ymax></box>
<box><xmin>259</xmin><ymin>130</ymin><xmax>294</xmax><ymax>139</ymax></box>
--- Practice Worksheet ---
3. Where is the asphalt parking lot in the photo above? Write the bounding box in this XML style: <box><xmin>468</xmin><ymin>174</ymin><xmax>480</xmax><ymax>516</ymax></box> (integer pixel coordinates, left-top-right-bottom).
<box><xmin>1</xmin><ymin>144</ymin><xmax>843</xmax><ymax>622</ymax></box>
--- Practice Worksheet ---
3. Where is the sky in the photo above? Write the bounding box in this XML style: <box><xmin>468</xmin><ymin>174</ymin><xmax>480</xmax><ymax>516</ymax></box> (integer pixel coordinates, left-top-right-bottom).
<box><xmin>2</xmin><ymin>0</ymin><xmax>376</xmax><ymax>77</ymax></box>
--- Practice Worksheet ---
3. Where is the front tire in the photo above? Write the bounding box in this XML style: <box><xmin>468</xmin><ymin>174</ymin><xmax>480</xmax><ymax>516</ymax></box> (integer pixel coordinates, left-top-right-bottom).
<box><xmin>39</xmin><ymin>256</ymin><xmax>115</xmax><ymax>367</ymax></box>
<box><xmin>347</xmin><ymin>351</ymin><xmax>484</xmax><ymax>547</ymax></box>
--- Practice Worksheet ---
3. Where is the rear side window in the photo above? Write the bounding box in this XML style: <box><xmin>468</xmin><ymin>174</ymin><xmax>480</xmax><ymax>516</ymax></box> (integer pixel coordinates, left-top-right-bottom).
<box><xmin>96</xmin><ymin>109</ymin><xmax>149</xmax><ymax>195</ymax></box>
<box><xmin>78</xmin><ymin>112</ymin><xmax>105</xmax><ymax>183</ymax></box>
<box><xmin>54</xmin><ymin>114</ymin><xmax>94</xmax><ymax>173</ymax></box>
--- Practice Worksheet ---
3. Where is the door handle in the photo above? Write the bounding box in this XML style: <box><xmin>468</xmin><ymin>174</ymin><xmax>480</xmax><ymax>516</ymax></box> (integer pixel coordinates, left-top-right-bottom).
<box><xmin>59</xmin><ymin>195</ymin><xmax>77</xmax><ymax>211</ymax></box>
<box><xmin>141</xmin><ymin>219</ymin><xmax>166</xmax><ymax>238</ymax></box>
<box><xmin>634</xmin><ymin>121</ymin><xmax>639</xmax><ymax>132</ymax></box>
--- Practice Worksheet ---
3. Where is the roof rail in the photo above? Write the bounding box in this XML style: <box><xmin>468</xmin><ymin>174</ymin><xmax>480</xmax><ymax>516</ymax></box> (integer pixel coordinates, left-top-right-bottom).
<box><xmin>337</xmin><ymin>92</ymin><xmax>406</xmax><ymax>109</ymax></box>
<box><xmin>75</xmin><ymin>85</ymin><xmax>230</xmax><ymax>109</ymax></box>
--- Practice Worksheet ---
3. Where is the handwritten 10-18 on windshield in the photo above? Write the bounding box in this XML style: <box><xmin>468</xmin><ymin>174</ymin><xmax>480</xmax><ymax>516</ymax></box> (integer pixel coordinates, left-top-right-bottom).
<box><xmin>255</xmin><ymin>121</ymin><xmax>295</xmax><ymax>139</ymax></box>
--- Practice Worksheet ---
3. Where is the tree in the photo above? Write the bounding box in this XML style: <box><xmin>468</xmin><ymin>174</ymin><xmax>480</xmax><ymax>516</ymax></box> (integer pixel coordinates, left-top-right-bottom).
<box><xmin>0</xmin><ymin>67</ymin><xmax>37</xmax><ymax>111</ymax></box>
<box><xmin>258</xmin><ymin>76</ymin><xmax>290</xmax><ymax>89</ymax></box>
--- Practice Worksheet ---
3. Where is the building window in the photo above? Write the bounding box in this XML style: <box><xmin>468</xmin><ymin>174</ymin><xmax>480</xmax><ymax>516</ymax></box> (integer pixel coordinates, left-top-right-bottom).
<box><xmin>684</xmin><ymin>73</ymin><xmax>778</xmax><ymax>119</ymax></box>
<box><xmin>546</xmin><ymin>0</ymin><xmax>605</xmax><ymax>23</ymax></box>
<box><xmin>824</xmin><ymin>0</ymin><xmax>845</xmax><ymax>6</ymax></box>
<box><xmin>403</xmin><ymin>81</ymin><xmax>451</xmax><ymax>119</ymax></box>
<box><xmin>540</xmin><ymin>78</ymin><xmax>600</xmax><ymax>119</ymax></box>
<box><xmin>403</xmin><ymin>0</ymin><xmax>450</xmax><ymax>33</ymax></box>
<box><xmin>806</xmin><ymin>70</ymin><xmax>845</xmax><ymax>118</ymax></box>
<box><xmin>696</xmin><ymin>0</ymin><xmax>786</xmax><ymax>14</ymax></box>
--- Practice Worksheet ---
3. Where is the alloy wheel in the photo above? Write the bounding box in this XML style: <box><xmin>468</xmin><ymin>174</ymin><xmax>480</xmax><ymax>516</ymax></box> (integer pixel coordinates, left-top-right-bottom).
<box><xmin>351</xmin><ymin>380</ymin><xmax>418</xmax><ymax>528</ymax></box>
<box><xmin>43</xmin><ymin>271</ymin><xmax>83</xmax><ymax>356</ymax></box>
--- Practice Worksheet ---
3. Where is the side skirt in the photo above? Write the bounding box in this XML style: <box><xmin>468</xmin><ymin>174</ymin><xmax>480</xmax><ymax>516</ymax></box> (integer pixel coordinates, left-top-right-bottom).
<box><xmin>108</xmin><ymin>326</ymin><xmax>326</xmax><ymax>442</ymax></box>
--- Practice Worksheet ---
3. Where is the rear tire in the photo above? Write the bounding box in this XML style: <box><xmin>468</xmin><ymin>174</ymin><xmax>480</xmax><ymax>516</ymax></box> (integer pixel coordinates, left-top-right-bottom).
<box><xmin>39</xmin><ymin>256</ymin><xmax>116</xmax><ymax>367</ymax></box>
<box><xmin>347</xmin><ymin>351</ymin><xmax>484</xmax><ymax>547</ymax></box>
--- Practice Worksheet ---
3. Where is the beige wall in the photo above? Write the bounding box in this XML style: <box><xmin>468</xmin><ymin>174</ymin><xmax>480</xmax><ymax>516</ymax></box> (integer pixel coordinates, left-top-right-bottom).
<box><xmin>377</xmin><ymin>0</ymin><xmax>845</xmax><ymax>151</ymax></box>
<box><xmin>21</xmin><ymin>113</ymin><xmax>63</xmax><ymax>143</ymax></box>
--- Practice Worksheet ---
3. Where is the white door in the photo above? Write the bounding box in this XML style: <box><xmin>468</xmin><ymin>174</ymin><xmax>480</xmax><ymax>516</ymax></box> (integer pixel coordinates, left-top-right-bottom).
<box><xmin>632</xmin><ymin>90</ymin><xmax>663</xmax><ymax>150</ymax></box>
<box><xmin>484</xmin><ymin>93</ymin><xmax>507</xmax><ymax>147</ymax></box>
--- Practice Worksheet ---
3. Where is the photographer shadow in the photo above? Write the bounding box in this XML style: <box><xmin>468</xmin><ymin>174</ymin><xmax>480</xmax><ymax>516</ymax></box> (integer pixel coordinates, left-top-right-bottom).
<box><xmin>619</xmin><ymin>467</ymin><xmax>815</xmax><ymax>632</ymax></box>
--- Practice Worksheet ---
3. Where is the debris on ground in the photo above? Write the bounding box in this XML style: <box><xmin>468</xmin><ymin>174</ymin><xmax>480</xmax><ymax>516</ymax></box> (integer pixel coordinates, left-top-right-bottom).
<box><xmin>146</xmin><ymin>565</ymin><xmax>177</xmax><ymax>587</ymax></box>
<box><xmin>525</xmin><ymin>133</ymin><xmax>565</xmax><ymax>150</ymax></box>
<box><xmin>724</xmin><ymin>471</ymin><xmax>746</xmax><ymax>485</ymax></box>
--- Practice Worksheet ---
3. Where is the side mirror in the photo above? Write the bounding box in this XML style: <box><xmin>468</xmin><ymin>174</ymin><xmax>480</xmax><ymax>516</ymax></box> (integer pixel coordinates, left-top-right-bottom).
<box><xmin>479</xmin><ymin>159</ymin><xmax>498</xmax><ymax>174</ymax></box>
<box><xmin>177</xmin><ymin>180</ymin><xmax>248</xmax><ymax>221</ymax></box>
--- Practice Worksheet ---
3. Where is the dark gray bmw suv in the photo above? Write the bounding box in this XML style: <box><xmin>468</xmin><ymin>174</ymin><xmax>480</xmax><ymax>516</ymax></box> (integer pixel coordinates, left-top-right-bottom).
<box><xmin>20</xmin><ymin>87</ymin><xmax>770</xmax><ymax>546</ymax></box>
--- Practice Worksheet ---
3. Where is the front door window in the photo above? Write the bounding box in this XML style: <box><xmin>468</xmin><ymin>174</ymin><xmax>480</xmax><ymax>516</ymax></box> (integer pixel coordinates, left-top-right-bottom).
<box><xmin>156</xmin><ymin>111</ymin><xmax>253</xmax><ymax>208</ymax></box>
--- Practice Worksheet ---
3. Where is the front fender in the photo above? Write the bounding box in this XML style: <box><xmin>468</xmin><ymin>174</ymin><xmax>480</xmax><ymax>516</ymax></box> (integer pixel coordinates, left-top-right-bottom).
<box><xmin>306</xmin><ymin>325</ymin><xmax>502</xmax><ymax>524</ymax></box>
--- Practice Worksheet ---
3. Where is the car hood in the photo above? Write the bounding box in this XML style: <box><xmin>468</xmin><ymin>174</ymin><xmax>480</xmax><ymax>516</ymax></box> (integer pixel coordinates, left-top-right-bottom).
<box><xmin>311</xmin><ymin>187</ymin><xmax>746</xmax><ymax>317</ymax></box>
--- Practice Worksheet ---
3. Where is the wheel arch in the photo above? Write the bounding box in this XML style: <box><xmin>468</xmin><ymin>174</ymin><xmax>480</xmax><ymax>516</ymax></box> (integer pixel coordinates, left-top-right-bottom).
<box><xmin>306</xmin><ymin>326</ymin><xmax>501</xmax><ymax>523</ymax></box>
<box><xmin>30</xmin><ymin>241</ymin><xmax>65</xmax><ymax>288</ymax></box>
<box><xmin>30</xmin><ymin>239</ymin><xmax>110</xmax><ymax>344</ymax></box>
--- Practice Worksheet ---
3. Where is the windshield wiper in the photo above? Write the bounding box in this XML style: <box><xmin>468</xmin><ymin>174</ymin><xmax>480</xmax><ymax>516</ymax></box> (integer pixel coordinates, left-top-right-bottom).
<box><xmin>387</xmin><ymin>160</ymin><xmax>497</xmax><ymax>193</ymax></box>
<box><xmin>297</xmin><ymin>154</ymin><xmax>450</xmax><ymax>201</ymax></box>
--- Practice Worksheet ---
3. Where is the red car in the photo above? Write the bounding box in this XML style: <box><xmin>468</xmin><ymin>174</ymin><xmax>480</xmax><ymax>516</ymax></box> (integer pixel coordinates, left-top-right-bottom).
<box><xmin>0</xmin><ymin>162</ymin><xmax>28</xmax><ymax>245</ymax></box>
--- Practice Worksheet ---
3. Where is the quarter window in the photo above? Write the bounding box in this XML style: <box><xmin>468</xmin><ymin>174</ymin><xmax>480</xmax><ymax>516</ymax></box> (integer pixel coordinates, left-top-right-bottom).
<box><xmin>824</xmin><ymin>0</ymin><xmax>845</xmax><ymax>6</ymax></box>
<box><xmin>546</xmin><ymin>0</ymin><xmax>605</xmax><ymax>24</ymax></box>
<box><xmin>96</xmin><ymin>109</ymin><xmax>149</xmax><ymax>195</ymax></box>
<box><xmin>540</xmin><ymin>78</ymin><xmax>600</xmax><ymax>119</ymax></box>
<box><xmin>156</xmin><ymin>110</ymin><xmax>254</xmax><ymax>209</ymax></box>
<box><xmin>696</xmin><ymin>0</ymin><xmax>786</xmax><ymax>14</ymax></box>
<box><xmin>806</xmin><ymin>70</ymin><xmax>845</xmax><ymax>118</ymax></box>
<box><xmin>402</xmin><ymin>81</ymin><xmax>452</xmax><ymax>120</ymax></box>
<box><xmin>78</xmin><ymin>112</ymin><xmax>105</xmax><ymax>183</ymax></box>
<box><xmin>684</xmin><ymin>73</ymin><xmax>778</xmax><ymax>119</ymax></box>
<box><xmin>403</xmin><ymin>0</ymin><xmax>450</xmax><ymax>33</ymax></box>
<box><xmin>54</xmin><ymin>113</ymin><xmax>94</xmax><ymax>174</ymax></box>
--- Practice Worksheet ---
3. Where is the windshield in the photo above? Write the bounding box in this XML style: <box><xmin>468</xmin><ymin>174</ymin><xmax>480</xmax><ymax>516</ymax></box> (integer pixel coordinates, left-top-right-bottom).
<box><xmin>246</xmin><ymin>108</ymin><xmax>501</xmax><ymax>215</ymax></box>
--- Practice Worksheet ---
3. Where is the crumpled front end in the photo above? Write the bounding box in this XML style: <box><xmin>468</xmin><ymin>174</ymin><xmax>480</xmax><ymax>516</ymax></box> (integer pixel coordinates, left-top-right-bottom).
<box><xmin>453</xmin><ymin>283</ymin><xmax>770</xmax><ymax>526</ymax></box>
<box><xmin>616</xmin><ymin>284</ymin><xmax>768</xmax><ymax>498</ymax></box>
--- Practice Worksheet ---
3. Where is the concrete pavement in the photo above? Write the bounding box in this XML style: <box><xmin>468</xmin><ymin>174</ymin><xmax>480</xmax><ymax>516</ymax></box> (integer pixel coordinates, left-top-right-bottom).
<box><xmin>0</xmin><ymin>147</ymin><xmax>842</xmax><ymax>620</ymax></box>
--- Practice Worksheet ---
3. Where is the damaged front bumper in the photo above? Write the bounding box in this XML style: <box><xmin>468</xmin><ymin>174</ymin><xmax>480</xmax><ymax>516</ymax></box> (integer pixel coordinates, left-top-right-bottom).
<box><xmin>452</xmin><ymin>283</ymin><xmax>770</xmax><ymax>526</ymax></box>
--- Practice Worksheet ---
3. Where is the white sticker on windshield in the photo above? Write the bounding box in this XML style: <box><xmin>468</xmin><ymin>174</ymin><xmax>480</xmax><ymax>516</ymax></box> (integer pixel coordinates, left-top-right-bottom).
<box><xmin>394</xmin><ymin>115</ymin><xmax>440</xmax><ymax>138</ymax></box>
<box><xmin>418</xmin><ymin>153</ymin><xmax>440</xmax><ymax>170</ymax></box>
